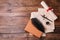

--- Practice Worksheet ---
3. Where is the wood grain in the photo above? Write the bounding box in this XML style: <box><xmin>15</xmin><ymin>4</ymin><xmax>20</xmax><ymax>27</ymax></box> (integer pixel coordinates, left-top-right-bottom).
<box><xmin>0</xmin><ymin>33</ymin><xmax>28</xmax><ymax>40</ymax></box>
<box><xmin>46</xmin><ymin>34</ymin><xmax>60</xmax><ymax>40</ymax></box>
<box><xmin>0</xmin><ymin>0</ymin><xmax>59</xmax><ymax>40</ymax></box>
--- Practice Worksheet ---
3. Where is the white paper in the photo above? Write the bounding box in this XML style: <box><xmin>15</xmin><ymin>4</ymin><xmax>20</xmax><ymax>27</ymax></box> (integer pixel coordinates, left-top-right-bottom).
<box><xmin>38</xmin><ymin>8</ymin><xmax>53</xmax><ymax>21</ymax></box>
<box><xmin>41</xmin><ymin>1</ymin><xmax>58</xmax><ymax>20</ymax></box>
<box><xmin>41</xmin><ymin>1</ymin><xmax>48</xmax><ymax>10</ymax></box>
<box><xmin>30</xmin><ymin>11</ymin><xmax>55</xmax><ymax>33</ymax></box>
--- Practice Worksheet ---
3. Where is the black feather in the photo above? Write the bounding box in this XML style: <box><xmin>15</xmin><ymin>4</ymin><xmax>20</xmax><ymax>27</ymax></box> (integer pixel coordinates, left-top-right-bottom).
<box><xmin>31</xmin><ymin>18</ymin><xmax>45</xmax><ymax>33</ymax></box>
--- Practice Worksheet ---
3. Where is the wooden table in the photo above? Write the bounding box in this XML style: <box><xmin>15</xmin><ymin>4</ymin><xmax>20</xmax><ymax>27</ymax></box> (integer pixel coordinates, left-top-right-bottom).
<box><xmin>0</xmin><ymin>0</ymin><xmax>60</xmax><ymax>40</ymax></box>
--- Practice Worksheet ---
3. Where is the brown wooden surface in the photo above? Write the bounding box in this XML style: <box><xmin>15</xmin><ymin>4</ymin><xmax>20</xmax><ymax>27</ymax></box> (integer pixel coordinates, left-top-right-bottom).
<box><xmin>0</xmin><ymin>0</ymin><xmax>60</xmax><ymax>40</ymax></box>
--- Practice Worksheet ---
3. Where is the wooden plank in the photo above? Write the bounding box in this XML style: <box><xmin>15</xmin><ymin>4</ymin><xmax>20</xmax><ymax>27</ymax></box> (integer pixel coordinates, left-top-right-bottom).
<box><xmin>0</xmin><ymin>33</ymin><xmax>28</xmax><ymax>40</ymax></box>
<box><xmin>12</xmin><ymin>7</ymin><xmax>38</xmax><ymax>12</ymax></box>
<box><xmin>0</xmin><ymin>16</ymin><xmax>29</xmax><ymax>26</ymax></box>
<box><xmin>0</xmin><ymin>28</ymin><xmax>25</xmax><ymax>33</ymax></box>
<box><xmin>6</xmin><ymin>0</ymin><xmax>42</xmax><ymax>7</ymax></box>
<box><xmin>0</xmin><ymin>0</ymin><xmax>9</xmax><ymax>13</ymax></box>
<box><xmin>0</xmin><ymin>0</ymin><xmax>8</xmax><ymax>4</ymax></box>
<box><xmin>0</xmin><ymin>12</ymin><xmax>30</xmax><ymax>17</ymax></box>
<box><xmin>0</xmin><ymin>16</ymin><xmax>29</xmax><ymax>33</ymax></box>
<box><xmin>0</xmin><ymin>24</ymin><xmax>27</xmax><ymax>33</ymax></box>
<box><xmin>46</xmin><ymin>34</ymin><xmax>60</xmax><ymax>40</ymax></box>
